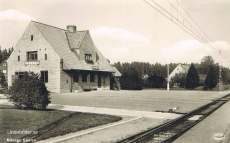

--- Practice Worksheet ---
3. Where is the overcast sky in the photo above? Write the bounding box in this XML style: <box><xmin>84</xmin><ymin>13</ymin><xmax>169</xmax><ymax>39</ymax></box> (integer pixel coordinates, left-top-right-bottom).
<box><xmin>0</xmin><ymin>0</ymin><xmax>230</xmax><ymax>67</ymax></box>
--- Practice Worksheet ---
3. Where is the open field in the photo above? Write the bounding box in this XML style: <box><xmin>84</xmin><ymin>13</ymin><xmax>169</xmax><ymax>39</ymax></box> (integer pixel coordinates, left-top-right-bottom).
<box><xmin>0</xmin><ymin>104</ymin><xmax>121</xmax><ymax>143</ymax></box>
<box><xmin>51</xmin><ymin>90</ymin><xmax>229</xmax><ymax>113</ymax></box>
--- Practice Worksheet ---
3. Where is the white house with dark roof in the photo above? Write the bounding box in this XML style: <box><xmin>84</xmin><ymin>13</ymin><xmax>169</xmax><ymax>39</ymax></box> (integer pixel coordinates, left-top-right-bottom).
<box><xmin>168</xmin><ymin>64</ymin><xmax>190</xmax><ymax>81</ymax></box>
<box><xmin>7</xmin><ymin>21</ymin><xmax>120</xmax><ymax>93</ymax></box>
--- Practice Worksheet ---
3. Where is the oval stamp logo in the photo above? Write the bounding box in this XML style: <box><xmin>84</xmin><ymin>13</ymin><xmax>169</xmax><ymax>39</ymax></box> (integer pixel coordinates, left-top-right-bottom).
<box><xmin>213</xmin><ymin>133</ymin><xmax>225</xmax><ymax>141</ymax></box>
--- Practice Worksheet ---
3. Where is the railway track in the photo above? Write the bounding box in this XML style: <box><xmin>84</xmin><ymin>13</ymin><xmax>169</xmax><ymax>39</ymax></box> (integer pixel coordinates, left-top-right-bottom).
<box><xmin>117</xmin><ymin>94</ymin><xmax>230</xmax><ymax>143</ymax></box>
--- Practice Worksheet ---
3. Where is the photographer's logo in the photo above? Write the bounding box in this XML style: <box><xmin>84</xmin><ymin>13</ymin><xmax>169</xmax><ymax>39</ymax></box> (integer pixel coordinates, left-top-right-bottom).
<box><xmin>213</xmin><ymin>133</ymin><xmax>225</xmax><ymax>141</ymax></box>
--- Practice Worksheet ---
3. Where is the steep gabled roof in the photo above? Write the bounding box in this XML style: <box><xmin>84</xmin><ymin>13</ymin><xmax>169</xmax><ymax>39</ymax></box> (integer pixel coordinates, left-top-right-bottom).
<box><xmin>66</xmin><ymin>31</ymin><xmax>86</xmax><ymax>49</ymax></box>
<box><xmin>32</xmin><ymin>21</ymin><xmax>114</xmax><ymax>72</ymax></box>
<box><xmin>181</xmin><ymin>64</ymin><xmax>190</xmax><ymax>73</ymax></box>
<box><xmin>112</xmin><ymin>66</ymin><xmax>122</xmax><ymax>77</ymax></box>
<box><xmin>0</xmin><ymin>61</ymin><xmax>7</xmax><ymax>66</ymax></box>
<box><xmin>169</xmin><ymin>63</ymin><xmax>190</xmax><ymax>79</ymax></box>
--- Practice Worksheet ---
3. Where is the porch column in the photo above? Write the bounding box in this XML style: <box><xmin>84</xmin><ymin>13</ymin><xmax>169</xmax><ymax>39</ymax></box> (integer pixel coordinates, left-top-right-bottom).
<box><xmin>79</xmin><ymin>73</ymin><xmax>82</xmax><ymax>83</ymax></box>
<box><xmin>87</xmin><ymin>73</ymin><xmax>90</xmax><ymax>83</ymax></box>
<box><xmin>95</xmin><ymin>74</ymin><xmax>98</xmax><ymax>83</ymax></box>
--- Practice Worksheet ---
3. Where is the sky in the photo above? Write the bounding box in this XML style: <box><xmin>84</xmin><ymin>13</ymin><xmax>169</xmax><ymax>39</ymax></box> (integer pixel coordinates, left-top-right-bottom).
<box><xmin>0</xmin><ymin>0</ymin><xmax>230</xmax><ymax>67</ymax></box>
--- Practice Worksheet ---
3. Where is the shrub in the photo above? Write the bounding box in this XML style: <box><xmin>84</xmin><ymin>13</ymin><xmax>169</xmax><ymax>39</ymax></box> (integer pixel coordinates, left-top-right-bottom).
<box><xmin>120</xmin><ymin>68</ymin><xmax>143</xmax><ymax>90</ymax></box>
<box><xmin>163</xmin><ymin>80</ymin><xmax>173</xmax><ymax>89</ymax></box>
<box><xmin>147</xmin><ymin>74</ymin><xmax>166</xmax><ymax>88</ymax></box>
<box><xmin>0</xmin><ymin>72</ymin><xmax>7</xmax><ymax>88</ymax></box>
<box><xmin>7</xmin><ymin>72</ymin><xmax>51</xmax><ymax>109</ymax></box>
<box><xmin>171</xmin><ymin>74</ymin><xmax>186</xmax><ymax>88</ymax></box>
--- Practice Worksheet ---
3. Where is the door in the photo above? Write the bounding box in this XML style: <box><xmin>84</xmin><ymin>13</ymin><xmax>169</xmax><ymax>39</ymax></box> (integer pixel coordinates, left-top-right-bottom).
<box><xmin>98</xmin><ymin>74</ymin><xmax>101</xmax><ymax>88</ymax></box>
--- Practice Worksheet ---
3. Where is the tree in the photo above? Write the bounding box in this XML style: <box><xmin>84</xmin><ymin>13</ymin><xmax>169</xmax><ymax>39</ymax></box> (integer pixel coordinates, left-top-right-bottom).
<box><xmin>120</xmin><ymin>67</ymin><xmax>143</xmax><ymax>90</ymax></box>
<box><xmin>204</xmin><ymin>65</ymin><xmax>217</xmax><ymax>90</ymax></box>
<box><xmin>7</xmin><ymin>72</ymin><xmax>51</xmax><ymax>109</ymax></box>
<box><xmin>0</xmin><ymin>72</ymin><xmax>7</xmax><ymax>88</ymax></box>
<box><xmin>147</xmin><ymin>74</ymin><xmax>166</xmax><ymax>88</ymax></box>
<box><xmin>198</xmin><ymin>56</ymin><xmax>215</xmax><ymax>74</ymax></box>
<box><xmin>171</xmin><ymin>73</ymin><xmax>186</xmax><ymax>88</ymax></box>
<box><xmin>185</xmin><ymin>64</ymin><xmax>199</xmax><ymax>89</ymax></box>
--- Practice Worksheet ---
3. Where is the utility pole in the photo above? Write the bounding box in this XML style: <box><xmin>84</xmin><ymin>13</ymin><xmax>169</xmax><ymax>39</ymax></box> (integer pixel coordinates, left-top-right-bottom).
<box><xmin>167</xmin><ymin>63</ymin><xmax>169</xmax><ymax>91</ymax></box>
<box><xmin>219</xmin><ymin>64</ymin><xmax>222</xmax><ymax>93</ymax></box>
<box><xmin>167</xmin><ymin>56</ymin><xmax>170</xmax><ymax>91</ymax></box>
<box><xmin>219</xmin><ymin>50</ymin><xmax>222</xmax><ymax>93</ymax></box>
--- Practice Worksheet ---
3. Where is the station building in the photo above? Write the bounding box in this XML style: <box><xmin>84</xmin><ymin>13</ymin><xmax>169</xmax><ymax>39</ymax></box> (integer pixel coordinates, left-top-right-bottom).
<box><xmin>7</xmin><ymin>21</ymin><xmax>121</xmax><ymax>93</ymax></box>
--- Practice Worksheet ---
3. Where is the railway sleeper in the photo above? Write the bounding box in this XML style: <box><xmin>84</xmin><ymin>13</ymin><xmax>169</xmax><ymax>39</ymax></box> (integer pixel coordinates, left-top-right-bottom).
<box><xmin>117</xmin><ymin>95</ymin><xmax>230</xmax><ymax>143</ymax></box>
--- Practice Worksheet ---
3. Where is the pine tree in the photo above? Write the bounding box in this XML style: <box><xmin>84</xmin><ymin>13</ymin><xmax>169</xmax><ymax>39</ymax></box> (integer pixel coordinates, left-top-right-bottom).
<box><xmin>185</xmin><ymin>64</ymin><xmax>199</xmax><ymax>89</ymax></box>
<box><xmin>204</xmin><ymin>65</ymin><xmax>217</xmax><ymax>90</ymax></box>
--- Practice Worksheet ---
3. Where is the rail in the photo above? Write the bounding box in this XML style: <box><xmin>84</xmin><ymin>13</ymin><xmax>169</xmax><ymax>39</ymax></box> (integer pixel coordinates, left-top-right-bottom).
<box><xmin>117</xmin><ymin>94</ymin><xmax>230</xmax><ymax>143</ymax></box>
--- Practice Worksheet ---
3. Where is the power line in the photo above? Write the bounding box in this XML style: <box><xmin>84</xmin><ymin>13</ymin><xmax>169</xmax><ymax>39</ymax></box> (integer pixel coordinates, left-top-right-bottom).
<box><xmin>176</xmin><ymin>0</ymin><xmax>227</xmax><ymax>54</ymax></box>
<box><xmin>150</xmin><ymin>0</ymin><xmax>204</xmax><ymax>43</ymax></box>
<box><xmin>167</xmin><ymin>0</ymin><xmax>223</xmax><ymax>55</ymax></box>
<box><xmin>167</xmin><ymin>0</ymin><xmax>206</xmax><ymax>43</ymax></box>
<box><xmin>176</xmin><ymin>0</ymin><xmax>208</xmax><ymax>39</ymax></box>
<box><xmin>143</xmin><ymin>0</ymin><xmax>229</xmax><ymax>61</ymax></box>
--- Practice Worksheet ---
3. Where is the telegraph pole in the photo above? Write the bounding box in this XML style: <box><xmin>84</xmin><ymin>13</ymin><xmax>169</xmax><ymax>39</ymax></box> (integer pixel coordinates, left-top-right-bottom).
<box><xmin>219</xmin><ymin>64</ymin><xmax>222</xmax><ymax>93</ymax></box>
<box><xmin>167</xmin><ymin>56</ymin><xmax>170</xmax><ymax>91</ymax></box>
<box><xmin>219</xmin><ymin>50</ymin><xmax>222</xmax><ymax>93</ymax></box>
<box><xmin>167</xmin><ymin>63</ymin><xmax>169</xmax><ymax>91</ymax></box>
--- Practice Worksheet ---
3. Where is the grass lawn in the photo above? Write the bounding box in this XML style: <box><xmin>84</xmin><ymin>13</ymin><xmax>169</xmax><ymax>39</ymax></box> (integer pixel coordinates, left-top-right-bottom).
<box><xmin>0</xmin><ymin>104</ymin><xmax>122</xmax><ymax>142</ymax></box>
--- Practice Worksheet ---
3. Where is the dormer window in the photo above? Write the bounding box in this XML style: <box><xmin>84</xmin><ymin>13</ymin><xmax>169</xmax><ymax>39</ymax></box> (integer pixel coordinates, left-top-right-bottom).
<box><xmin>27</xmin><ymin>51</ymin><xmax>38</xmax><ymax>61</ymax></box>
<box><xmin>85</xmin><ymin>54</ymin><xmax>93</xmax><ymax>64</ymax></box>
<box><xmin>85</xmin><ymin>54</ymin><xmax>92</xmax><ymax>60</ymax></box>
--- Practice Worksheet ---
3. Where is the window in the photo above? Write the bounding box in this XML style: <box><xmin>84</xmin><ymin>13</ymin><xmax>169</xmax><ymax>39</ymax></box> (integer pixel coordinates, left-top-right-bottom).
<box><xmin>45</xmin><ymin>54</ymin><xmax>47</xmax><ymax>60</ymax></box>
<box><xmin>15</xmin><ymin>72</ymin><xmax>27</xmax><ymax>79</ymax></box>
<box><xmin>27</xmin><ymin>51</ymin><xmax>38</xmax><ymax>61</ymax></box>
<box><xmin>31</xmin><ymin>35</ymin><xmax>33</xmax><ymax>41</ymax></box>
<box><xmin>85</xmin><ymin>54</ymin><xmax>92</xmax><ymax>60</ymax></box>
<box><xmin>90</xmin><ymin>73</ymin><xmax>95</xmax><ymax>82</ymax></box>
<box><xmin>40</xmin><ymin>71</ymin><xmax>48</xmax><ymax>83</ymax></box>
<box><xmin>18</xmin><ymin>56</ymin><xmax>20</xmax><ymax>61</ymax></box>
<box><xmin>73</xmin><ymin>73</ymin><xmax>79</xmax><ymax>82</ymax></box>
<box><xmin>85</xmin><ymin>54</ymin><xmax>93</xmax><ymax>64</ymax></box>
<box><xmin>82</xmin><ymin>73</ymin><xmax>87</xmax><ymax>82</ymax></box>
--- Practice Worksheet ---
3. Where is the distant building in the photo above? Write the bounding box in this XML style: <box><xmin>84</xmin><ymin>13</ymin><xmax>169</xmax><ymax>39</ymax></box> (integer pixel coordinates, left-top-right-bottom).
<box><xmin>142</xmin><ymin>74</ymin><xmax>149</xmax><ymax>80</ymax></box>
<box><xmin>7</xmin><ymin>21</ymin><xmax>120</xmax><ymax>93</ymax></box>
<box><xmin>0</xmin><ymin>61</ymin><xmax>7</xmax><ymax>81</ymax></box>
<box><xmin>169</xmin><ymin>64</ymin><xmax>190</xmax><ymax>81</ymax></box>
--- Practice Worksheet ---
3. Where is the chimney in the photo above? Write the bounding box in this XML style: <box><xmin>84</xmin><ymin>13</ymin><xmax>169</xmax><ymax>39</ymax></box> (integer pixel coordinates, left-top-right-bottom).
<box><xmin>67</xmin><ymin>25</ymin><xmax>76</xmax><ymax>32</ymax></box>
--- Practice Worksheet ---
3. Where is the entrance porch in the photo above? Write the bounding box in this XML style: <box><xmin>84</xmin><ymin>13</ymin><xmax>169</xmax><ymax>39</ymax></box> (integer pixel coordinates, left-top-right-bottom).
<box><xmin>61</xmin><ymin>70</ymin><xmax>111</xmax><ymax>93</ymax></box>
